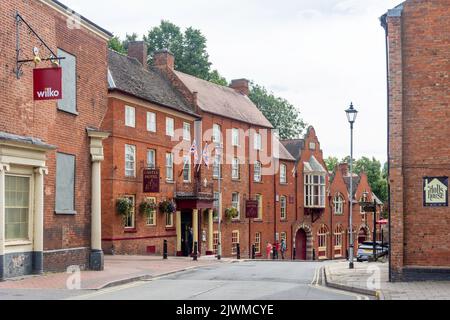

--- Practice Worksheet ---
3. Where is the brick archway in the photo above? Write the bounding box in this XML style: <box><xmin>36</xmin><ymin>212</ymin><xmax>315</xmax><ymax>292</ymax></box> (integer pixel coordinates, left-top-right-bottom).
<box><xmin>293</xmin><ymin>223</ymin><xmax>313</xmax><ymax>260</ymax></box>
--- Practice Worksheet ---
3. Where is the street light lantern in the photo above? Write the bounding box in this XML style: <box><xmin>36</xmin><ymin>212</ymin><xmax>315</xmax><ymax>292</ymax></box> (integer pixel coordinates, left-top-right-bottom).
<box><xmin>345</xmin><ymin>102</ymin><xmax>358</xmax><ymax>125</ymax></box>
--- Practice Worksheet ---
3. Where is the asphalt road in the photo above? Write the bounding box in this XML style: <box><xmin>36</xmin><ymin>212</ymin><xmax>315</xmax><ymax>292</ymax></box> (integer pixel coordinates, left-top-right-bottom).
<box><xmin>69</xmin><ymin>261</ymin><xmax>367</xmax><ymax>300</ymax></box>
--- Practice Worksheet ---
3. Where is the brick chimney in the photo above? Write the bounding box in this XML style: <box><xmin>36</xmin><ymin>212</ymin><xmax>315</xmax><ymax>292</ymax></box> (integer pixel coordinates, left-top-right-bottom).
<box><xmin>153</xmin><ymin>49</ymin><xmax>175</xmax><ymax>71</ymax></box>
<box><xmin>127</xmin><ymin>41</ymin><xmax>148</xmax><ymax>67</ymax></box>
<box><xmin>230</xmin><ymin>79</ymin><xmax>249</xmax><ymax>96</ymax></box>
<box><xmin>338</xmin><ymin>163</ymin><xmax>349</xmax><ymax>177</ymax></box>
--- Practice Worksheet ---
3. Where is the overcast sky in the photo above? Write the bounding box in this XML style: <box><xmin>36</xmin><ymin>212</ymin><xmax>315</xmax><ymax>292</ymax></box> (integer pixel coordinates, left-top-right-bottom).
<box><xmin>64</xmin><ymin>0</ymin><xmax>402</xmax><ymax>162</ymax></box>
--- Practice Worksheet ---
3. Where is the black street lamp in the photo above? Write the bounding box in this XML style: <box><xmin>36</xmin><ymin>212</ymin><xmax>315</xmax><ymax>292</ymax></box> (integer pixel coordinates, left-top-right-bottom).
<box><xmin>345</xmin><ymin>102</ymin><xmax>358</xmax><ymax>269</ymax></box>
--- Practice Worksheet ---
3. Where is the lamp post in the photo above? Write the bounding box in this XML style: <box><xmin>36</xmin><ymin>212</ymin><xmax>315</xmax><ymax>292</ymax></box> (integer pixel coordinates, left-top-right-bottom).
<box><xmin>215</xmin><ymin>142</ymin><xmax>223</xmax><ymax>260</ymax></box>
<box><xmin>345</xmin><ymin>102</ymin><xmax>358</xmax><ymax>269</ymax></box>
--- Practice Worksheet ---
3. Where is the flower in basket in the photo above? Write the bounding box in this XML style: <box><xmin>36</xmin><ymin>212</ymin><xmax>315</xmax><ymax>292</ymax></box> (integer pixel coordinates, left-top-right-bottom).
<box><xmin>225</xmin><ymin>207</ymin><xmax>239</xmax><ymax>221</ymax></box>
<box><xmin>116</xmin><ymin>198</ymin><xmax>133</xmax><ymax>217</ymax></box>
<box><xmin>139</xmin><ymin>200</ymin><xmax>157</xmax><ymax>217</ymax></box>
<box><xmin>159</xmin><ymin>200</ymin><xmax>177</xmax><ymax>214</ymax></box>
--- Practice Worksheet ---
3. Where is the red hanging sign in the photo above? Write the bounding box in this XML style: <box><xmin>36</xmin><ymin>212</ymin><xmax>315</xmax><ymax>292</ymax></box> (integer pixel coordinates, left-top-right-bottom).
<box><xmin>33</xmin><ymin>67</ymin><xmax>62</xmax><ymax>101</ymax></box>
<box><xmin>143</xmin><ymin>169</ymin><xmax>160</xmax><ymax>193</ymax></box>
<box><xmin>246</xmin><ymin>200</ymin><xmax>259</xmax><ymax>219</ymax></box>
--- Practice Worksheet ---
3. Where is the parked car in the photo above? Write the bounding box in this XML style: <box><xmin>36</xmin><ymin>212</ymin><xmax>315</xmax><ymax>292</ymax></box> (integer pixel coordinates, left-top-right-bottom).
<box><xmin>357</xmin><ymin>242</ymin><xmax>389</xmax><ymax>262</ymax></box>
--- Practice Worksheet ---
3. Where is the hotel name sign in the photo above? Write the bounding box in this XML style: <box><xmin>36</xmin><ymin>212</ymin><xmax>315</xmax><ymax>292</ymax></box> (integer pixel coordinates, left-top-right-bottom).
<box><xmin>423</xmin><ymin>177</ymin><xmax>448</xmax><ymax>207</ymax></box>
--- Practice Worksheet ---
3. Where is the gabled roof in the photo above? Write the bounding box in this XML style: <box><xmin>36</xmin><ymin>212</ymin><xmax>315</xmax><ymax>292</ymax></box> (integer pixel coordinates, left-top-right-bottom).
<box><xmin>274</xmin><ymin>139</ymin><xmax>296</xmax><ymax>161</ymax></box>
<box><xmin>304</xmin><ymin>156</ymin><xmax>327</xmax><ymax>174</ymax></box>
<box><xmin>174</xmin><ymin>71</ymin><xmax>273</xmax><ymax>128</ymax></box>
<box><xmin>108</xmin><ymin>50</ymin><xmax>198</xmax><ymax>117</ymax></box>
<box><xmin>281</xmin><ymin>139</ymin><xmax>305</xmax><ymax>161</ymax></box>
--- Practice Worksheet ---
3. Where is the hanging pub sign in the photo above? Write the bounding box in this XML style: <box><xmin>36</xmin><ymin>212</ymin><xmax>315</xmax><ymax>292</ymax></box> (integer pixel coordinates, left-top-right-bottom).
<box><xmin>246</xmin><ymin>200</ymin><xmax>259</xmax><ymax>219</ymax></box>
<box><xmin>143</xmin><ymin>169</ymin><xmax>160</xmax><ymax>193</ymax></box>
<box><xmin>33</xmin><ymin>67</ymin><xmax>62</xmax><ymax>101</ymax></box>
<box><xmin>423</xmin><ymin>177</ymin><xmax>448</xmax><ymax>207</ymax></box>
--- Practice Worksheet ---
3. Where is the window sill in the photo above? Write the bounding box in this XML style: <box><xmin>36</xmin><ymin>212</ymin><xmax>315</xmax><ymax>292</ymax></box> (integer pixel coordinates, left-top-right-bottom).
<box><xmin>253</xmin><ymin>181</ymin><xmax>263</xmax><ymax>184</ymax></box>
<box><xmin>124</xmin><ymin>228</ymin><xmax>137</xmax><ymax>233</ymax></box>
<box><xmin>166</xmin><ymin>227</ymin><xmax>175</xmax><ymax>231</ymax></box>
<box><xmin>5</xmin><ymin>240</ymin><xmax>33</xmax><ymax>247</ymax></box>
<box><xmin>146</xmin><ymin>224</ymin><xmax>157</xmax><ymax>228</ymax></box>
<box><xmin>55</xmin><ymin>210</ymin><xmax>77</xmax><ymax>215</ymax></box>
<box><xmin>57</xmin><ymin>108</ymin><xmax>79</xmax><ymax>116</ymax></box>
<box><xmin>231</xmin><ymin>179</ymin><xmax>241</xmax><ymax>182</ymax></box>
<box><xmin>280</xmin><ymin>182</ymin><xmax>288</xmax><ymax>186</ymax></box>
<box><xmin>253</xmin><ymin>219</ymin><xmax>263</xmax><ymax>223</ymax></box>
<box><xmin>166</xmin><ymin>180</ymin><xmax>175</xmax><ymax>184</ymax></box>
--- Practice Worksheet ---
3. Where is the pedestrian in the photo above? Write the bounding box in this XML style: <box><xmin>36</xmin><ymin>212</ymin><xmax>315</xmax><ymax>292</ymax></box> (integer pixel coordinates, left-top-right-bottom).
<box><xmin>266</xmin><ymin>242</ymin><xmax>273</xmax><ymax>260</ymax></box>
<box><xmin>280</xmin><ymin>239</ymin><xmax>287</xmax><ymax>260</ymax></box>
<box><xmin>187</xmin><ymin>226</ymin><xmax>193</xmax><ymax>256</ymax></box>
<box><xmin>275</xmin><ymin>241</ymin><xmax>281</xmax><ymax>260</ymax></box>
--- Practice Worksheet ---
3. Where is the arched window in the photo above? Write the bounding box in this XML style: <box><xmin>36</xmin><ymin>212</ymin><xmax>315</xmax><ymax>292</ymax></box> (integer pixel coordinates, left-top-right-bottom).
<box><xmin>334</xmin><ymin>225</ymin><xmax>344</xmax><ymax>258</ymax></box>
<box><xmin>317</xmin><ymin>225</ymin><xmax>329</xmax><ymax>259</ymax></box>
<box><xmin>333</xmin><ymin>194</ymin><xmax>344</xmax><ymax>215</ymax></box>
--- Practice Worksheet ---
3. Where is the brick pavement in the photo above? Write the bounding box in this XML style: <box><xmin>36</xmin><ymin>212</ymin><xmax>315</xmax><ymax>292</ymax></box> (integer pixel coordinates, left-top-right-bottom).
<box><xmin>0</xmin><ymin>255</ymin><xmax>227</xmax><ymax>290</ymax></box>
<box><xmin>325</xmin><ymin>261</ymin><xmax>450</xmax><ymax>300</ymax></box>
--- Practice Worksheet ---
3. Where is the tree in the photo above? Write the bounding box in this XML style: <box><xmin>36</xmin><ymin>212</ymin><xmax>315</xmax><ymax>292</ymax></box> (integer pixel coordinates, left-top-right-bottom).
<box><xmin>249</xmin><ymin>83</ymin><xmax>307</xmax><ymax>140</ymax></box>
<box><xmin>108</xmin><ymin>36</ymin><xmax>126</xmax><ymax>54</ymax></box>
<box><xmin>325</xmin><ymin>157</ymin><xmax>339</xmax><ymax>173</ymax></box>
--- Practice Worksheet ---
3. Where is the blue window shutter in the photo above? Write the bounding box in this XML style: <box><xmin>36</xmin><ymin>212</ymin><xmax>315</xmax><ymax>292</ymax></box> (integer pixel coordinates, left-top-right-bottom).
<box><xmin>57</xmin><ymin>49</ymin><xmax>77</xmax><ymax>114</ymax></box>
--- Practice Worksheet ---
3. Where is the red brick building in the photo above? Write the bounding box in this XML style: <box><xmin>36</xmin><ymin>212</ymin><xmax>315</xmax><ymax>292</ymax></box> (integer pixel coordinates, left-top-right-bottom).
<box><xmin>381</xmin><ymin>0</ymin><xmax>450</xmax><ymax>281</ymax></box>
<box><xmin>0</xmin><ymin>0</ymin><xmax>112</xmax><ymax>279</ymax></box>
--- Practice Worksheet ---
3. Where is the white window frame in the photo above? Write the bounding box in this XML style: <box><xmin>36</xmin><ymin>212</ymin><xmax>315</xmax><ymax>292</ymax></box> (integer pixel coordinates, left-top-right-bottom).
<box><xmin>232</xmin><ymin>158</ymin><xmax>240</xmax><ymax>180</ymax></box>
<box><xmin>318</xmin><ymin>225</ymin><xmax>328</xmax><ymax>259</ymax></box>
<box><xmin>125</xmin><ymin>105</ymin><xmax>135</xmax><ymax>128</ymax></box>
<box><xmin>256</xmin><ymin>194</ymin><xmax>263</xmax><ymax>220</ymax></box>
<box><xmin>147</xmin><ymin>149</ymin><xmax>156</xmax><ymax>169</ymax></box>
<box><xmin>183</xmin><ymin>122</ymin><xmax>191</xmax><ymax>141</ymax></box>
<box><xmin>213</xmin><ymin>155</ymin><xmax>221</xmax><ymax>179</ymax></box>
<box><xmin>147</xmin><ymin>112</ymin><xmax>156</xmax><ymax>132</ymax></box>
<box><xmin>166</xmin><ymin>212</ymin><xmax>174</xmax><ymax>227</ymax></box>
<box><xmin>124</xmin><ymin>195</ymin><xmax>135</xmax><ymax>229</ymax></box>
<box><xmin>212</xmin><ymin>124</ymin><xmax>222</xmax><ymax>143</ymax></box>
<box><xmin>255</xmin><ymin>232</ymin><xmax>262</xmax><ymax>254</ymax></box>
<box><xmin>254</xmin><ymin>132</ymin><xmax>262</xmax><ymax>151</ymax></box>
<box><xmin>213</xmin><ymin>231</ymin><xmax>219</xmax><ymax>254</ymax></box>
<box><xmin>334</xmin><ymin>225</ymin><xmax>344</xmax><ymax>258</ymax></box>
<box><xmin>166</xmin><ymin>117</ymin><xmax>175</xmax><ymax>137</ymax></box>
<box><xmin>232</xmin><ymin>128</ymin><xmax>240</xmax><ymax>147</ymax></box>
<box><xmin>304</xmin><ymin>174</ymin><xmax>326</xmax><ymax>208</ymax></box>
<box><xmin>125</xmin><ymin>144</ymin><xmax>136</xmax><ymax>177</ymax></box>
<box><xmin>146</xmin><ymin>197</ymin><xmax>157</xmax><ymax>226</ymax></box>
<box><xmin>213</xmin><ymin>192</ymin><xmax>221</xmax><ymax>221</ymax></box>
<box><xmin>280</xmin><ymin>196</ymin><xmax>287</xmax><ymax>220</ymax></box>
<box><xmin>334</xmin><ymin>194</ymin><xmax>344</xmax><ymax>215</ymax></box>
<box><xmin>183</xmin><ymin>155</ymin><xmax>191</xmax><ymax>182</ymax></box>
<box><xmin>166</xmin><ymin>153</ymin><xmax>174</xmax><ymax>182</ymax></box>
<box><xmin>280</xmin><ymin>164</ymin><xmax>287</xmax><ymax>184</ymax></box>
<box><xmin>254</xmin><ymin>161</ymin><xmax>262</xmax><ymax>182</ymax></box>
<box><xmin>231</xmin><ymin>230</ymin><xmax>239</xmax><ymax>256</ymax></box>
<box><xmin>231</xmin><ymin>192</ymin><xmax>240</xmax><ymax>220</ymax></box>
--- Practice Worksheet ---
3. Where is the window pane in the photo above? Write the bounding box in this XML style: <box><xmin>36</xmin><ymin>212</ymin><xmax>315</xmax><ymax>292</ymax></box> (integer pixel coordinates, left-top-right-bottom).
<box><xmin>57</xmin><ymin>49</ymin><xmax>77</xmax><ymax>114</ymax></box>
<box><xmin>147</xmin><ymin>112</ymin><xmax>156</xmax><ymax>132</ymax></box>
<box><xmin>55</xmin><ymin>153</ymin><xmax>75</xmax><ymax>212</ymax></box>
<box><xmin>5</xmin><ymin>176</ymin><xmax>30</xmax><ymax>240</ymax></box>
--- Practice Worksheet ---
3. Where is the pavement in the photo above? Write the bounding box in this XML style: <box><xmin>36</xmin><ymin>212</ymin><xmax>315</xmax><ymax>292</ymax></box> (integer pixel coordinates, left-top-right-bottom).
<box><xmin>0</xmin><ymin>255</ymin><xmax>230</xmax><ymax>291</ymax></box>
<box><xmin>324</xmin><ymin>260</ymin><xmax>450</xmax><ymax>300</ymax></box>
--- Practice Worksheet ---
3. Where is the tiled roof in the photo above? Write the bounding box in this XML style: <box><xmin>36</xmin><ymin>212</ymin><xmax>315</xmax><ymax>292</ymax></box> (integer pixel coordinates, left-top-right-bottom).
<box><xmin>0</xmin><ymin>131</ymin><xmax>56</xmax><ymax>149</ymax></box>
<box><xmin>281</xmin><ymin>139</ymin><xmax>305</xmax><ymax>161</ymax></box>
<box><xmin>304</xmin><ymin>156</ymin><xmax>327</xmax><ymax>174</ymax></box>
<box><xmin>274</xmin><ymin>139</ymin><xmax>296</xmax><ymax>161</ymax></box>
<box><xmin>174</xmin><ymin>71</ymin><xmax>273</xmax><ymax>128</ymax></box>
<box><xmin>108</xmin><ymin>50</ymin><xmax>198</xmax><ymax>117</ymax></box>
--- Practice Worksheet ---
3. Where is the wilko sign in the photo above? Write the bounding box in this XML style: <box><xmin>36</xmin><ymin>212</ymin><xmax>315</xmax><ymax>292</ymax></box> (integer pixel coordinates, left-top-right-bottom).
<box><xmin>246</xmin><ymin>200</ymin><xmax>259</xmax><ymax>219</ymax></box>
<box><xmin>143</xmin><ymin>169</ymin><xmax>160</xmax><ymax>193</ymax></box>
<box><xmin>33</xmin><ymin>67</ymin><xmax>62</xmax><ymax>101</ymax></box>
<box><xmin>423</xmin><ymin>177</ymin><xmax>448</xmax><ymax>207</ymax></box>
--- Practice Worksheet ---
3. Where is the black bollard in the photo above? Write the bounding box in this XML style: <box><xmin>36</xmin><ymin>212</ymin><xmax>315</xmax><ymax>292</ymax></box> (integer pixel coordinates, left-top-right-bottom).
<box><xmin>193</xmin><ymin>241</ymin><xmax>198</xmax><ymax>261</ymax></box>
<box><xmin>272</xmin><ymin>246</ymin><xmax>276</xmax><ymax>260</ymax></box>
<box><xmin>252</xmin><ymin>245</ymin><xmax>256</xmax><ymax>260</ymax></box>
<box><xmin>163</xmin><ymin>240</ymin><xmax>168</xmax><ymax>260</ymax></box>
<box><xmin>236</xmin><ymin>243</ymin><xmax>241</xmax><ymax>260</ymax></box>
<box><xmin>313</xmin><ymin>249</ymin><xmax>316</xmax><ymax>261</ymax></box>
<box><xmin>293</xmin><ymin>248</ymin><xmax>296</xmax><ymax>260</ymax></box>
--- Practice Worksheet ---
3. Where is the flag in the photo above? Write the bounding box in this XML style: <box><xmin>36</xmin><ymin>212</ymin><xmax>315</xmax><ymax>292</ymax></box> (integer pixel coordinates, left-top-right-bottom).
<box><xmin>292</xmin><ymin>166</ymin><xmax>297</xmax><ymax>178</ymax></box>
<box><xmin>190</xmin><ymin>140</ymin><xmax>199</xmax><ymax>164</ymax></box>
<box><xmin>203</xmin><ymin>143</ymin><xmax>210</xmax><ymax>169</ymax></box>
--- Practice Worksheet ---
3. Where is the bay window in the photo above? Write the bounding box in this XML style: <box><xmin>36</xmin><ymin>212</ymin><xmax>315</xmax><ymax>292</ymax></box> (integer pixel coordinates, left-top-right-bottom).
<box><xmin>304</xmin><ymin>174</ymin><xmax>326</xmax><ymax>208</ymax></box>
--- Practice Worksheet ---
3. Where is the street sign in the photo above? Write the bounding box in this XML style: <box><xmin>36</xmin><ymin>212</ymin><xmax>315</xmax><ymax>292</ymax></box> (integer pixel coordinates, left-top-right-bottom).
<box><xmin>143</xmin><ymin>169</ymin><xmax>160</xmax><ymax>193</ymax></box>
<box><xmin>33</xmin><ymin>67</ymin><xmax>62</xmax><ymax>100</ymax></box>
<box><xmin>246</xmin><ymin>200</ymin><xmax>259</xmax><ymax>219</ymax></box>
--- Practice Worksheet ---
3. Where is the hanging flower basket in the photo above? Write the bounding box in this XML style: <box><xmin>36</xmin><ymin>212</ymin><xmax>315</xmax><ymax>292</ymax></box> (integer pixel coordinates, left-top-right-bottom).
<box><xmin>225</xmin><ymin>207</ymin><xmax>239</xmax><ymax>221</ymax></box>
<box><xmin>139</xmin><ymin>200</ymin><xmax>157</xmax><ymax>217</ymax></box>
<box><xmin>116</xmin><ymin>198</ymin><xmax>132</xmax><ymax>217</ymax></box>
<box><xmin>159</xmin><ymin>200</ymin><xmax>176</xmax><ymax>214</ymax></box>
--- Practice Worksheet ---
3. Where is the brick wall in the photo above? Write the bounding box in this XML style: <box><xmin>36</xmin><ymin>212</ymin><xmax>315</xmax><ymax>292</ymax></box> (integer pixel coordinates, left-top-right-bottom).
<box><xmin>0</xmin><ymin>0</ymin><xmax>109</xmax><ymax>272</ymax></box>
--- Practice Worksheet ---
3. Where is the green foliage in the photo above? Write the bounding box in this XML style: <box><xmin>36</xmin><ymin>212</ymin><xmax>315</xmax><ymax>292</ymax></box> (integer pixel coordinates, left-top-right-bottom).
<box><xmin>139</xmin><ymin>200</ymin><xmax>157</xmax><ymax>217</ymax></box>
<box><xmin>108</xmin><ymin>36</ymin><xmax>126</xmax><ymax>54</ymax></box>
<box><xmin>224</xmin><ymin>207</ymin><xmax>239</xmax><ymax>221</ymax></box>
<box><xmin>325</xmin><ymin>156</ymin><xmax>339</xmax><ymax>172</ymax></box>
<box><xmin>159</xmin><ymin>200</ymin><xmax>176</xmax><ymax>214</ymax></box>
<box><xmin>249</xmin><ymin>83</ymin><xmax>307</xmax><ymax>140</ymax></box>
<box><xmin>116</xmin><ymin>198</ymin><xmax>133</xmax><ymax>217</ymax></box>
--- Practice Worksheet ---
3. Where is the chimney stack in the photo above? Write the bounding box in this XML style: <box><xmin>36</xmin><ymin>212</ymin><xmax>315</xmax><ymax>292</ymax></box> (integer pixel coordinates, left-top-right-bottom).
<box><xmin>230</xmin><ymin>79</ymin><xmax>250</xmax><ymax>96</ymax></box>
<box><xmin>338</xmin><ymin>163</ymin><xmax>349</xmax><ymax>177</ymax></box>
<box><xmin>153</xmin><ymin>49</ymin><xmax>175</xmax><ymax>71</ymax></box>
<box><xmin>127</xmin><ymin>41</ymin><xmax>148</xmax><ymax>67</ymax></box>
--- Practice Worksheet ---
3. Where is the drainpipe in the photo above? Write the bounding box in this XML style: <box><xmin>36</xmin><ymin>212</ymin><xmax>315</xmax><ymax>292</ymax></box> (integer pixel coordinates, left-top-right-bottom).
<box><xmin>274</xmin><ymin>160</ymin><xmax>277</xmax><ymax>247</ymax></box>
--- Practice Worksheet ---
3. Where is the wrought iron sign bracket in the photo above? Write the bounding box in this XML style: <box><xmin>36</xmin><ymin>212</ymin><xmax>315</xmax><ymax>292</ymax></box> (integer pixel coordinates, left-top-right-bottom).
<box><xmin>14</xmin><ymin>12</ymin><xmax>65</xmax><ymax>79</ymax></box>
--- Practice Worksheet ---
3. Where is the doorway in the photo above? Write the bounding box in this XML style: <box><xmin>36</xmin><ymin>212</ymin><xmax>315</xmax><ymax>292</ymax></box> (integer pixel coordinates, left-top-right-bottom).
<box><xmin>295</xmin><ymin>229</ymin><xmax>307</xmax><ymax>260</ymax></box>
<box><xmin>180</xmin><ymin>211</ymin><xmax>193</xmax><ymax>257</ymax></box>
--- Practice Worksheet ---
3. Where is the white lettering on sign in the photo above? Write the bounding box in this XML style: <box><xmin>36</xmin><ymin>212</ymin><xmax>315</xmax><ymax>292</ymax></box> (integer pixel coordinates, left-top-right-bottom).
<box><xmin>36</xmin><ymin>87</ymin><xmax>60</xmax><ymax>99</ymax></box>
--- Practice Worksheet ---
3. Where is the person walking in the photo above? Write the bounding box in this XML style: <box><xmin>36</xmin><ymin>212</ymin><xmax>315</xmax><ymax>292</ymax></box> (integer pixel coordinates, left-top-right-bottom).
<box><xmin>266</xmin><ymin>242</ymin><xmax>273</xmax><ymax>260</ymax></box>
<box><xmin>280</xmin><ymin>239</ymin><xmax>287</xmax><ymax>260</ymax></box>
<box><xmin>275</xmin><ymin>241</ymin><xmax>280</xmax><ymax>260</ymax></box>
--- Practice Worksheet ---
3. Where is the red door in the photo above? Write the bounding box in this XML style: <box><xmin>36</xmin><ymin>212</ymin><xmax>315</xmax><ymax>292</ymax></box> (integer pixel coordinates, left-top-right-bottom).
<box><xmin>296</xmin><ymin>230</ymin><xmax>307</xmax><ymax>260</ymax></box>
